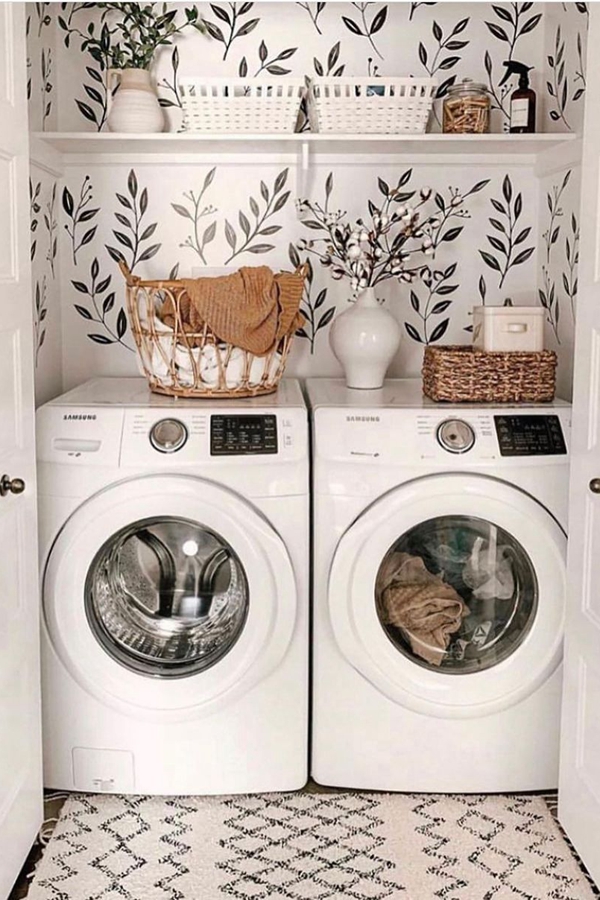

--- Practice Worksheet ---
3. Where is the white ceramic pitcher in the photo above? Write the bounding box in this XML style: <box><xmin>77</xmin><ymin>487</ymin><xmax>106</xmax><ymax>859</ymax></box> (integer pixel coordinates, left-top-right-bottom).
<box><xmin>107</xmin><ymin>68</ymin><xmax>164</xmax><ymax>133</ymax></box>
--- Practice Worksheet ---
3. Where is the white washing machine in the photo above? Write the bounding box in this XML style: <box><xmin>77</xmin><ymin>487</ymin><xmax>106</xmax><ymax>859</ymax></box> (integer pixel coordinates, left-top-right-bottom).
<box><xmin>37</xmin><ymin>377</ymin><xmax>308</xmax><ymax>795</ymax></box>
<box><xmin>307</xmin><ymin>378</ymin><xmax>570</xmax><ymax>793</ymax></box>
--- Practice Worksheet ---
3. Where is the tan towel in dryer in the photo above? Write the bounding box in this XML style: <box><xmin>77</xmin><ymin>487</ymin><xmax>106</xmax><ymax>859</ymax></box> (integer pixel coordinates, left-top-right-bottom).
<box><xmin>376</xmin><ymin>552</ymin><xmax>469</xmax><ymax>666</ymax></box>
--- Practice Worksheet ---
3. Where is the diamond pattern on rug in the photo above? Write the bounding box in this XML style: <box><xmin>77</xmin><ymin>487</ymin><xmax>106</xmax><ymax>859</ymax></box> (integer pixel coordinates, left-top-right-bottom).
<box><xmin>217</xmin><ymin>793</ymin><xmax>402</xmax><ymax>899</ymax></box>
<box><xmin>24</xmin><ymin>792</ymin><xmax>597</xmax><ymax>900</ymax></box>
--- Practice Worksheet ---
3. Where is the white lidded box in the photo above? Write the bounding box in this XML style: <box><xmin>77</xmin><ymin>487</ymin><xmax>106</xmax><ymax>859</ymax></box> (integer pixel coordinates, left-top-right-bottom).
<box><xmin>472</xmin><ymin>305</ymin><xmax>545</xmax><ymax>352</ymax></box>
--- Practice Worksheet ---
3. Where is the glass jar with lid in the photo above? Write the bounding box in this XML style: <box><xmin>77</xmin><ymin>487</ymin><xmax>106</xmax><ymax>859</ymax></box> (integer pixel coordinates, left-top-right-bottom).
<box><xmin>443</xmin><ymin>79</ymin><xmax>490</xmax><ymax>134</ymax></box>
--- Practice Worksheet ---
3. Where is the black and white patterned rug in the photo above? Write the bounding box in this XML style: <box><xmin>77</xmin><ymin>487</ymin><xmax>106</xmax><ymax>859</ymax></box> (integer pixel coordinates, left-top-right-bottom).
<box><xmin>26</xmin><ymin>791</ymin><xmax>597</xmax><ymax>899</ymax></box>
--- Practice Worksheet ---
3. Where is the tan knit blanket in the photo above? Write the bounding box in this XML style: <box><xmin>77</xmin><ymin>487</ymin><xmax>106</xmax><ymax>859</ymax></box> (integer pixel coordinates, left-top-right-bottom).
<box><xmin>160</xmin><ymin>265</ymin><xmax>305</xmax><ymax>356</ymax></box>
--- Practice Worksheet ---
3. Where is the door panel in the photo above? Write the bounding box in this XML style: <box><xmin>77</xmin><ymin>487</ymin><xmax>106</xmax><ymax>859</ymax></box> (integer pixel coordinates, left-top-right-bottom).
<box><xmin>0</xmin><ymin>4</ymin><xmax>42</xmax><ymax>898</ymax></box>
<box><xmin>0</xmin><ymin>154</ymin><xmax>17</xmax><ymax>282</ymax></box>
<box><xmin>0</xmin><ymin>5</ymin><xmax>14</xmax><ymax>107</ymax></box>
<box><xmin>559</xmin><ymin>4</ymin><xmax>600</xmax><ymax>885</ymax></box>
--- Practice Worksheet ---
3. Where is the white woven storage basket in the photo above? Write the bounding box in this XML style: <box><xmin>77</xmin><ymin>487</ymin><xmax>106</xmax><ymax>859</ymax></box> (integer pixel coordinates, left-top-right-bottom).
<box><xmin>308</xmin><ymin>77</ymin><xmax>437</xmax><ymax>134</ymax></box>
<box><xmin>179</xmin><ymin>77</ymin><xmax>305</xmax><ymax>133</ymax></box>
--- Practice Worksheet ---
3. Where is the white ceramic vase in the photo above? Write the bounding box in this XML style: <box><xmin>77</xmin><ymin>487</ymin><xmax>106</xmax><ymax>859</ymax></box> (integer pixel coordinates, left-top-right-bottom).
<box><xmin>107</xmin><ymin>68</ymin><xmax>164</xmax><ymax>134</ymax></box>
<box><xmin>329</xmin><ymin>286</ymin><xmax>401</xmax><ymax>389</ymax></box>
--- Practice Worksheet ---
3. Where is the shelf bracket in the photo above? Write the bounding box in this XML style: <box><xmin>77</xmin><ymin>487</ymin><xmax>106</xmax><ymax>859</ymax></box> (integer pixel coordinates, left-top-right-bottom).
<box><xmin>296</xmin><ymin>138</ymin><xmax>312</xmax><ymax>217</ymax></box>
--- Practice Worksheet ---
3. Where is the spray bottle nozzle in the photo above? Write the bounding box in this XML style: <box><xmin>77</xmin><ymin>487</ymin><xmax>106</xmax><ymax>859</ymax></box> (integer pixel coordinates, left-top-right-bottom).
<box><xmin>499</xmin><ymin>60</ymin><xmax>534</xmax><ymax>88</ymax></box>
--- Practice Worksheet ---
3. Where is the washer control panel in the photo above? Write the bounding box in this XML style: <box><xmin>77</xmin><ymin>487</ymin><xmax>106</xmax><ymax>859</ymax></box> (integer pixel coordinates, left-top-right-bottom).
<box><xmin>149</xmin><ymin>418</ymin><xmax>189</xmax><ymax>453</ymax></box>
<box><xmin>210</xmin><ymin>414</ymin><xmax>278</xmax><ymax>456</ymax></box>
<box><xmin>494</xmin><ymin>415</ymin><xmax>567</xmax><ymax>456</ymax></box>
<box><xmin>436</xmin><ymin>419</ymin><xmax>476</xmax><ymax>454</ymax></box>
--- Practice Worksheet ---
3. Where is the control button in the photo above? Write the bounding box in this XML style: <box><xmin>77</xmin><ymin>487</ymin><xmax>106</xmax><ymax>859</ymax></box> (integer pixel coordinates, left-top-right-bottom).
<box><xmin>149</xmin><ymin>418</ymin><xmax>188</xmax><ymax>453</ymax></box>
<box><xmin>436</xmin><ymin>419</ymin><xmax>476</xmax><ymax>454</ymax></box>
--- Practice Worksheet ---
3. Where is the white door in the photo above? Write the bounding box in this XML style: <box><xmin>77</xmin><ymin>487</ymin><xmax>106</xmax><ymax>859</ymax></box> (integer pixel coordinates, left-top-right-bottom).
<box><xmin>0</xmin><ymin>3</ymin><xmax>43</xmax><ymax>898</ymax></box>
<box><xmin>558</xmin><ymin>3</ymin><xmax>600</xmax><ymax>886</ymax></box>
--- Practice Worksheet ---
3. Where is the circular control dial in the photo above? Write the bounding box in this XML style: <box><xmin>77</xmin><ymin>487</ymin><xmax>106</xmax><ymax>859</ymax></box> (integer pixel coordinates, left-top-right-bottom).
<box><xmin>149</xmin><ymin>418</ymin><xmax>188</xmax><ymax>453</ymax></box>
<box><xmin>436</xmin><ymin>419</ymin><xmax>475</xmax><ymax>454</ymax></box>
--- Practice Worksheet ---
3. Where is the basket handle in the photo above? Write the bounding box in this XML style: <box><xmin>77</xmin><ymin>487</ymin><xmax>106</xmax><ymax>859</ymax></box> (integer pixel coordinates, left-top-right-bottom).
<box><xmin>118</xmin><ymin>260</ymin><xmax>140</xmax><ymax>285</ymax></box>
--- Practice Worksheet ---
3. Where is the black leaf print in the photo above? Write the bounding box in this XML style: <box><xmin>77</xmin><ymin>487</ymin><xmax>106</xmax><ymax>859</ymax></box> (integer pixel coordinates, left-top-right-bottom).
<box><xmin>417</xmin><ymin>17</ymin><xmax>470</xmax><ymax>109</ymax></box>
<box><xmin>342</xmin><ymin>3</ymin><xmax>388</xmax><ymax>60</ymax></box>
<box><xmin>158</xmin><ymin>46</ymin><xmax>182</xmax><ymax>109</ymax></box>
<box><xmin>34</xmin><ymin>276</ymin><xmax>48</xmax><ymax>367</ymax></box>
<box><xmin>63</xmin><ymin>176</ymin><xmax>99</xmax><ymax>266</ymax></box>
<box><xmin>484</xmin><ymin>4</ymin><xmax>542</xmax><ymax>130</ymax></box>
<box><xmin>224</xmin><ymin>168</ymin><xmax>290</xmax><ymax>264</ymax></box>
<box><xmin>30</xmin><ymin>179</ymin><xmax>41</xmax><ymax>263</ymax></box>
<box><xmin>539</xmin><ymin>170</ymin><xmax>572</xmax><ymax>342</ymax></box>
<box><xmin>288</xmin><ymin>246</ymin><xmax>335</xmax><ymax>353</ymax></box>
<box><xmin>204</xmin><ymin>3</ymin><xmax>259</xmax><ymax>60</ymax></box>
<box><xmin>409</xmin><ymin>3</ymin><xmax>436</xmax><ymax>21</ymax></box>
<box><xmin>314</xmin><ymin>41</ymin><xmax>346</xmax><ymax>78</ymax></box>
<box><xmin>71</xmin><ymin>257</ymin><xmax>133</xmax><ymax>350</ymax></box>
<box><xmin>404</xmin><ymin>322</ymin><xmax>423</xmax><ymax>343</ymax></box>
<box><xmin>429</xmin><ymin>318</ymin><xmax>449</xmax><ymax>343</ymax></box>
<box><xmin>297</xmin><ymin>2</ymin><xmax>326</xmax><ymax>35</ymax></box>
<box><xmin>44</xmin><ymin>182</ymin><xmax>58</xmax><ymax>279</ymax></box>
<box><xmin>478</xmin><ymin>175</ymin><xmax>535</xmax><ymax>290</ymax></box>
<box><xmin>106</xmin><ymin>169</ymin><xmax>161</xmax><ymax>272</ymax></box>
<box><xmin>241</xmin><ymin>39</ymin><xmax>297</xmax><ymax>77</ymax></box>
<box><xmin>564</xmin><ymin>211</ymin><xmax>580</xmax><ymax>320</ymax></box>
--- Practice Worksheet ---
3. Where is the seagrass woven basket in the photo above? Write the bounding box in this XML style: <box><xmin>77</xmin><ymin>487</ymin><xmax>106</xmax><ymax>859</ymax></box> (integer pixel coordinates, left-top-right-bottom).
<box><xmin>120</xmin><ymin>262</ymin><xmax>306</xmax><ymax>399</ymax></box>
<box><xmin>422</xmin><ymin>345</ymin><xmax>557</xmax><ymax>403</ymax></box>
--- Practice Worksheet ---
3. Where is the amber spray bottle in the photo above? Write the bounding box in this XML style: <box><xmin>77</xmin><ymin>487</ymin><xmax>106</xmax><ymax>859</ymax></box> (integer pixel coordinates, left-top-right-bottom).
<box><xmin>500</xmin><ymin>61</ymin><xmax>536</xmax><ymax>133</ymax></box>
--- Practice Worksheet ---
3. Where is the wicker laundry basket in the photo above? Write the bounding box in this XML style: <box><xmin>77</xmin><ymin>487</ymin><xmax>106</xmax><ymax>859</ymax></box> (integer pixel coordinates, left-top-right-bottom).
<box><xmin>179</xmin><ymin>77</ymin><xmax>305</xmax><ymax>133</ymax></box>
<box><xmin>422</xmin><ymin>345</ymin><xmax>557</xmax><ymax>403</ymax></box>
<box><xmin>307</xmin><ymin>77</ymin><xmax>437</xmax><ymax>134</ymax></box>
<box><xmin>120</xmin><ymin>262</ymin><xmax>307</xmax><ymax>399</ymax></box>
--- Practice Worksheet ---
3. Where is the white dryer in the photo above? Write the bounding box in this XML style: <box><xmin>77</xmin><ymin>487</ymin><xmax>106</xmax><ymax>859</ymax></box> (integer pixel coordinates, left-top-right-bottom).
<box><xmin>37</xmin><ymin>377</ymin><xmax>308</xmax><ymax>795</ymax></box>
<box><xmin>308</xmin><ymin>378</ymin><xmax>570</xmax><ymax>793</ymax></box>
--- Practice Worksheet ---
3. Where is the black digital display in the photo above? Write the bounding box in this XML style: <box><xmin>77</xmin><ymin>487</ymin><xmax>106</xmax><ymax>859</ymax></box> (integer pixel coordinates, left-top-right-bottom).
<box><xmin>210</xmin><ymin>414</ymin><xmax>278</xmax><ymax>456</ymax></box>
<box><xmin>494</xmin><ymin>415</ymin><xmax>567</xmax><ymax>457</ymax></box>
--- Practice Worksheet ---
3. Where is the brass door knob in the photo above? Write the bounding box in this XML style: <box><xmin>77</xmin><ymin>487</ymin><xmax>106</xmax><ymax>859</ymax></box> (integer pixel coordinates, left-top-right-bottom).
<box><xmin>590</xmin><ymin>478</ymin><xmax>600</xmax><ymax>494</ymax></box>
<box><xmin>0</xmin><ymin>475</ymin><xmax>25</xmax><ymax>497</ymax></box>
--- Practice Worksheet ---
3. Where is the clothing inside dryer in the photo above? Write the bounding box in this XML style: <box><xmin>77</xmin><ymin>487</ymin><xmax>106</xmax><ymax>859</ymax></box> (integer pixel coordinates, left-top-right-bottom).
<box><xmin>85</xmin><ymin>516</ymin><xmax>248</xmax><ymax>677</ymax></box>
<box><xmin>375</xmin><ymin>515</ymin><xmax>538</xmax><ymax>673</ymax></box>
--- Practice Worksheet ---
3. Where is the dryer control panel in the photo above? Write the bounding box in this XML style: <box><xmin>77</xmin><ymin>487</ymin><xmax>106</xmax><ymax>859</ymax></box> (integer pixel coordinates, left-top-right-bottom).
<box><xmin>494</xmin><ymin>415</ymin><xmax>567</xmax><ymax>456</ymax></box>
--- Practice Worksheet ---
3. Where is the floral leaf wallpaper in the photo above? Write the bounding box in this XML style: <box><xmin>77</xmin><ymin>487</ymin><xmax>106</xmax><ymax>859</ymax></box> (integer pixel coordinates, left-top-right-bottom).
<box><xmin>203</xmin><ymin>3</ymin><xmax>260</xmax><ymax>60</ymax></box>
<box><xmin>72</xmin><ymin>257</ymin><xmax>133</xmax><ymax>349</ymax></box>
<box><xmin>297</xmin><ymin>2</ymin><xmax>326</xmax><ymax>35</ymax></box>
<box><xmin>44</xmin><ymin>182</ymin><xmax>58</xmax><ymax>278</ymax></box>
<box><xmin>62</xmin><ymin>175</ymin><xmax>98</xmax><ymax>265</ymax></box>
<box><xmin>418</xmin><ymin>16</ymin><xmax>469</xmax><ymax>107</ymax></box>
<box><xmin>172</xmin><ymin>167</ymin><xmax>218</xmax><ymax>263</ymax></box>
<box><xmin>224</xmin><ymin>168</ymin><xmax>291</xmax><ymax>263</ymax></box>
<box><xmin>479</xmin><ymin>175</ymin><xmax>534</xmax><ymax>292</ymax></box>
<box><xmin>342</xmin><ymin>3</ymin><xmax>388</xmax><ymax>60</ymax></box>
<box><xmin>26</xmin><ymin>2</ymin><xmax>586</xmax><ymax>397</ymax></box>
<box><xmin>538</xmin><ymin>169</ymin><xmax>572</xmax><ymax>343</ymax></box>
<box><xmin>105</xmin><ymin>169</ymin><xmax>162</xmax><ymax>270</ymax></box>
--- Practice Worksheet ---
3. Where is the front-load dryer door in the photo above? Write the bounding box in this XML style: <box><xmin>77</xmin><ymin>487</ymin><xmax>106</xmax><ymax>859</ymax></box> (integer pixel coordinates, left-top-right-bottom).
<box><xmin>43</xmin><ymin>475</ymin><xmax>297</xmax><ymax>720</ymax></box>
<box><xmin>329</xmin><ymin>473</ymin><xmax>566</xmax><ymax>718</ymax></box>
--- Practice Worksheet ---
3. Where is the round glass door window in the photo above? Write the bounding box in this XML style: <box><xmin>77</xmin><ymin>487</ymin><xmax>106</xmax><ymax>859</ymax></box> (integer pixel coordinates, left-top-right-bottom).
<box><xmin>85</xmin><ymin>516</ymin><xmax>249</xmax><ymax>678</ymax></box>
<box><xmin>374</xmin><ymin>516</ymin><xmax>538</xmax><ymax>674</ymax></box>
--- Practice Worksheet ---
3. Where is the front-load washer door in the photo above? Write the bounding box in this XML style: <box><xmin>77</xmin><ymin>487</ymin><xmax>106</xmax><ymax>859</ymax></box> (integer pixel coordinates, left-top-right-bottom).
<box><xmin>43</xmin><ymin>475</ymin><xmax>297</xmax><ymax>719</ymax></box>
<box><xmin>329</xmin><ymin>473</ymin><xmax>566</xmax><ymax>718</ymax></box>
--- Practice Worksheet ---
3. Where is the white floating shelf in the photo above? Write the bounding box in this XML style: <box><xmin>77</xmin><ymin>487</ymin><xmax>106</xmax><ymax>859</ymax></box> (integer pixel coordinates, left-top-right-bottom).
<box><xmin>34</xmin><ymin>131</ymin><xmax>579</xmax><ymax>159</ymax></box>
